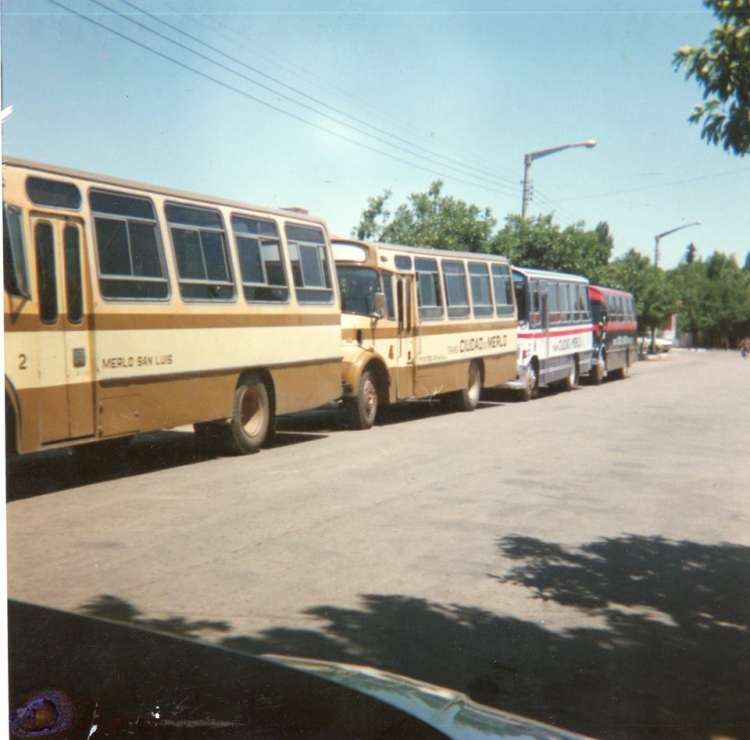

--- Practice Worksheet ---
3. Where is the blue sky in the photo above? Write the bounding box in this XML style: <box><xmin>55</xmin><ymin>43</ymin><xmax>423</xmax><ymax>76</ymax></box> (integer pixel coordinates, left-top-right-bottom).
<box><xmin>1</xmin><ymin>0</ymin><xmax>748</xmax><ymax>269</ymax></box>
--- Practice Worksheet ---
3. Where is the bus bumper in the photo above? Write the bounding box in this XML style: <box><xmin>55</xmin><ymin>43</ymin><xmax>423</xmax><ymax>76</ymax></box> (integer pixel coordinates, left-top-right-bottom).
<box><xmin>500</xmin><ymin>364</ymin><xmax>531</xmax><ymax>391</ymax></box>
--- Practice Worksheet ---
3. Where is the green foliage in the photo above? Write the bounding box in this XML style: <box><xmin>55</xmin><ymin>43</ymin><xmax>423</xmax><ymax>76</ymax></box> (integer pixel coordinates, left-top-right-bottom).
<box><xmin>669</xmin><ymin>252</ymin><xmax>750</xmax><ymax>347</ymax></box>
<box><xmin>354</xmin><ymin>182</ymin><xmax>613</xmax><ymax>279</ymax></box>
<box><xmin>491</xmin><ymin>215</ymin><xmax>613</xmax><ymax>283</ymax></box>
<box><xmin>674</xmin><ymin>0</ymin><xmax>750</xmax><ymax>156</ymax></box>
<box><xmin>353</xmin><ymin>181</ymin><xmax>496</xmax><ymax>252</ymax></box>
<box><xmin>604</xmin><ymin>250</ymin><xmax>678</xmax><ymax>338</ymax></box>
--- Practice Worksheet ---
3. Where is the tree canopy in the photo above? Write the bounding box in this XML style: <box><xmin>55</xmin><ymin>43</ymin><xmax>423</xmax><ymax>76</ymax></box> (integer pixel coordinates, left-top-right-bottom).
<box><xmin>674</xmin><ymin>0</ymin><xmax>750</xmax><ymax>156</ymax></box>
<box><xmin>352</xmin><ymin>182</ymin><xmax>750</xmax><ymax>348</ymax></box>
<box><xmin>354</xmin><ymin>180</ymin><xmax>496</xmax><ymax>253</ymax></box>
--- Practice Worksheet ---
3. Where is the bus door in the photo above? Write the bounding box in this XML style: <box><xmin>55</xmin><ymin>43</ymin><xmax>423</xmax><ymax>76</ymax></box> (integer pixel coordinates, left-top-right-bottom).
<box><xmin>539</xmin><ymin>282</ymin><xmax>550</xmax><ymax>381</ymax></box>
<box><xmin>394</xmin><ymin>275</ymin><xmax>416</xmax><ymax>399</ymax></box>
<box><xmin>31</xmin><ymin>214</ymin><xmax>96</xmax><ymax>444</ymax></box>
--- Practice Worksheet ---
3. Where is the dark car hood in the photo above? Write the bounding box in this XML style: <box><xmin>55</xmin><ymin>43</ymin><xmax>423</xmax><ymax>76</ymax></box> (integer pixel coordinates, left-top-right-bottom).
<box><xmin>9</xmin><ymin>600</ymin><xmax>591</xmax><ymax>740</ymax></box>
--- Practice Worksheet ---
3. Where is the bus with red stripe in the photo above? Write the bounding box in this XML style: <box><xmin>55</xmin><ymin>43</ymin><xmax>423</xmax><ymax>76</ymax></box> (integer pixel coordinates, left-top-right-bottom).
<box><xmin>586</xmin><ymin>285</ymin><xmax>638</xmax><ymax>384</ymax></box>
<box><xmin>502</xmin><ymin>266</ymin><xmax>593</xmax><ymax>401</ymax></box>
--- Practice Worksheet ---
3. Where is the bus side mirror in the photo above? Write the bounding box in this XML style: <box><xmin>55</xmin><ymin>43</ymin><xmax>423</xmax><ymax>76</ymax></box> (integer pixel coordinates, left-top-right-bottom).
<box><xmin>371</xmin><ymin>292</ymin><xmax>386</xmax><ymax>319</ymax></box>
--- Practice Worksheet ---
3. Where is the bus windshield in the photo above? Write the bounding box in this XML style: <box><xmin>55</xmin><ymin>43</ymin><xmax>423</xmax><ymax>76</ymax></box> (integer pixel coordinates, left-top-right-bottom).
<box><xmin>3</xmin><ymin>204</ymin><xmax>30</xmax><ymax>298</ymax></box>
<box><xmin>338</xmin><ymin>266</ymin><xmax>381</xmax><ymax>316</ymax></box>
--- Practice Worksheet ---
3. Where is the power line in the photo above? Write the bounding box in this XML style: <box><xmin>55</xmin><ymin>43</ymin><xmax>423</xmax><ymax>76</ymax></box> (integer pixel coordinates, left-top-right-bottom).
<box><xmin>77</xmin><ymin>0</ymin><xmax>523</xmax><ymax>199</ymax></box>
<box><xmin>46</xmin><ymin>0</ymin><xmax>523</xmax><ymax>199</ymax></box>
<box><xmin>153</xmin><ymin>0</ymin><xmax>528</xmax><ymax>191</ymax></box>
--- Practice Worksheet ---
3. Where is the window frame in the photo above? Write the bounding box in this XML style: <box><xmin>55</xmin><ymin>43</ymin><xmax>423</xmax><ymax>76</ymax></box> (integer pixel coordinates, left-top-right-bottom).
<box><xmin>90</xmin><ymin>189</ymin><xmax>170</xmax><ymax>302</ymax></box>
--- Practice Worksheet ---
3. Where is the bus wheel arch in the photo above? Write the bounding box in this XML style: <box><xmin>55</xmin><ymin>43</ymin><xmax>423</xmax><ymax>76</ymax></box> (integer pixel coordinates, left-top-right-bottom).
<box><xmin>454</xmin><ymin>359</ymin><xmax>483</xmax><ymax>412</ymax></box>
<box><xmin>347</xmin><ymin>361</ymin><xmax>387</xmax><ymax>430</ymax></box>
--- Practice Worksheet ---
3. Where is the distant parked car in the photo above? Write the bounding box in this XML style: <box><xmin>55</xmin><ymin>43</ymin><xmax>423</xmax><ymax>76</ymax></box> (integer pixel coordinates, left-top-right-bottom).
<box><xmin>639</xmin><ymin>336</ymin><xmax>673</xmax><ymax>354</ymax></box>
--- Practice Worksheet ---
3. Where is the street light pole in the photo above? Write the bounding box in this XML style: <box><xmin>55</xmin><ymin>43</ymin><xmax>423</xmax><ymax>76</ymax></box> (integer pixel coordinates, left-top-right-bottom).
<box><xmin>521</xmin><ymin>140</ymin><xmax>597</xmax><ymax>218</ymax></box>
<box><xmin>653</xmin><ymin>221</ymin><xmax>702</xmax><ymax>268</ymax></box>
<box><xmin>647</xmin><ymin>220</ymin><xmax>702</xmax><ymax>354</ymax></box>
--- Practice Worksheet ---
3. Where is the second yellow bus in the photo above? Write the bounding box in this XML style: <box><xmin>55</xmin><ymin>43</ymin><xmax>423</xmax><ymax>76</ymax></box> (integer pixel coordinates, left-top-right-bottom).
<box><xmin>332</xmin><ymin>238</ymin><xmax>518</xmax><ymax>428</ymax></box>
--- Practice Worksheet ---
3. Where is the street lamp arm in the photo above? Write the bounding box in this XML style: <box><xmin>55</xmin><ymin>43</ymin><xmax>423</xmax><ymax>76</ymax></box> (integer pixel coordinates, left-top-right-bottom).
<box><xmin>655</xmin><ymin>221</ymin><xmax>702</xmax><ymax>241</ymax></box>
<box><xmin>526</xmin><ymin>140</ymin><xmax>597</xmax><ymax>164</ymax></box>
<box><xmin>521</xmin><ymin>140</ymin><xmax>596</xmax><ymax>219</ymax></box>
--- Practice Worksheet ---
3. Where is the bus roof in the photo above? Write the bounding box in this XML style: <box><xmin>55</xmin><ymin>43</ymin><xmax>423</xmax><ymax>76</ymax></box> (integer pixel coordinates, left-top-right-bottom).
<box><xmin>589</xmin><ymin>284</ymin><xmax>634</xmax><ymax>300</ymax></box>
<box><xmin>2</xmin><ymin>157</ymin><xmax>329</xmax><ymax>227</ymax></box>
<box><xmin>511</xmin><ymin>265</ymin><xmax>589</xmax><ymax>284</ymax></box>
<box><xmin>331</xmin><ymin>237</ymin><xmax>510</xmax><ymax>264</ymax></box>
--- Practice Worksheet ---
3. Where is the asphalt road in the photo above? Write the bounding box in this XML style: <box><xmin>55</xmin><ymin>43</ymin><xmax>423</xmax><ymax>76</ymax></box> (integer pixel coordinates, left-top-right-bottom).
<box><xmin>6</xmin><ymin>350</ymin><xmax>750</xmax><ymax>740</ymax></box>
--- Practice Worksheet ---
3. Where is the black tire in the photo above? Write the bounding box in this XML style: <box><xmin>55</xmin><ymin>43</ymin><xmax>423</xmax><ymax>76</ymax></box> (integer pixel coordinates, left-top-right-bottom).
<box><xmin>518</xmin><ymin>361</ymin><xmax>539</xmax><ymax>402</ymax></box>
<box><xmin>347</xmin><ymin>368</ymin><xmax>379</xmax><ymax>430</ymax></box>
<box><xmin>454</xmin><ymin>361</ymin><xmax>482</xmax><ymax>412</ymax></box>
<box><xmin>590</xmin><ymin>353</ymin><xmax>605</xmax><ymax>386</ymax></box>
<box><xmin>226</xmin><ymin>373</ymin><xmax>271</xmax><ymax>454</ymax></box>
<box><xmin>560</xmin><ymin>356</ymin><xmax>579</xmax><ymax>392</ymax></box>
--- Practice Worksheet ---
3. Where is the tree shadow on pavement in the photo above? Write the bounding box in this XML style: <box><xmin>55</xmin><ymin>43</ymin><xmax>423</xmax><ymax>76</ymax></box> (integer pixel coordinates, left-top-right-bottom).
<box><xmin>74</xmin><ymin>535</ymin><xmax>750</xmax><ymax>740</ymax></box>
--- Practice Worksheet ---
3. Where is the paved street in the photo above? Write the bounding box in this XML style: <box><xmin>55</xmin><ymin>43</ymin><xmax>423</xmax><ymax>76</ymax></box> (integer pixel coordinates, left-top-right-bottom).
<box><xmin>6</xmin><ymin>350</ymin><xmax>750</xmax><ymax>740</ymax></box>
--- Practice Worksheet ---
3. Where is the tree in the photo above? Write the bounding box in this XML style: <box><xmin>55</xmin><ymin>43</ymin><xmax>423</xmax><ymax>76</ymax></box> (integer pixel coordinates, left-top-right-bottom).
<box><xmin>491</xmin><ymin>215</ymin><xmax>613</xmax><ymax>282</ymax></box>
<box><xmin>605</xmin><ymin>249</ymin><xmax>678</xmax><ymax>351</ymax></box>
<box><xmin>702</xmin><ymin>252</ymin><xmax>750</xmax><ymax>346</ymax></box>
<box><xmin>353</xmin><ymin>181</ymin><xmax>496</xmax><ymax>252</ymax></box>
<box><xmin>670</xmin><ymin>259</ymin><xmax>710</xmax><ymax>346</ymax></box>
<box><xmin>673</xmin><ymin>0</ymin><xmax>750</xmax><ymax>156</ymax></box>
<box><xmin>353</xmin><ymin>184</ymin><xmax>614</xmax><ymax>278</ymax></box>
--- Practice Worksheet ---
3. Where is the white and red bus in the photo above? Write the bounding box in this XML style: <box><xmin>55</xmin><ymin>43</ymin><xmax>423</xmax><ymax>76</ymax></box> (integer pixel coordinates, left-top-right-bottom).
<box><xmin>502</xmin><ymin>266</ymin><xmax>593</xmax><ymax>400</ymax></box>
<box><xmin>587</xmin><ymin>285</ymin><xmax>638</xmax><ymax>383</ymax></box>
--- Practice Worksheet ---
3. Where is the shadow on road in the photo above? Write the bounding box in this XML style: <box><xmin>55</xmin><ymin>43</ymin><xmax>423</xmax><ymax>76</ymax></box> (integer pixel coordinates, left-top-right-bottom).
<box><xmin>6</xmin><ymin>426</ymin><xmax>328</xmax><ymax>502</ymax></box>
<box><xmin>69</xmin><ymin>535</ymin><xmax>750</xmax><ymax>740</ymax></box>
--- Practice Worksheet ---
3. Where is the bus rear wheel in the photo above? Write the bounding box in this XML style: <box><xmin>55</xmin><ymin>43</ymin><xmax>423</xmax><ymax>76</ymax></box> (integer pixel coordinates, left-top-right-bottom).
<box><xmin>227</xmin><ymin>373</ymin><xmax>271</xmax><ymax>454</ymax></box>
<box><xmin>454</xmin><ymin>361</ymin><xmax>482</xmax><ymax>412</ymax></box>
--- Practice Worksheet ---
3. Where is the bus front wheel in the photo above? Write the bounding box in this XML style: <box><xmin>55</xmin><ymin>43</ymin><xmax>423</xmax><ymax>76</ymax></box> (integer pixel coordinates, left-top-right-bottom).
<box><xmin>228</xmin><ymin>373</ymin><xmax>271</xmax><ymax>454</ymax></box>
<box><xmin>560</xmin><ymin>357</ymin><xmax>579</xmax><ymax>392</ymax></box>
<box><xmin>519</xmin><ymin>362</ymin><xmax>538</xmax><ymax>402</ymax></box>
<box><xmin>348</xmin><ymin>368</ymin><xmax>379</xmax><ymax>430</ymax></box>
<box><xmin>590</xmin><ymin>353</ymin><xmax>605</xmax><ymax>385</ymax></box>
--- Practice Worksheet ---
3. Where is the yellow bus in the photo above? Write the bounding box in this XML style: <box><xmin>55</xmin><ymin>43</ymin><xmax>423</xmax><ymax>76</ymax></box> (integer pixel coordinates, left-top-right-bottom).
<box><xmin>332</xmin><ymin>238</ymin><xmax>518</xmax><ymax>428</ymax></box>
<box><xmin>3</xmin><ymin>158</ymin><xmax>342</xmax><ymax>456</ymax></box>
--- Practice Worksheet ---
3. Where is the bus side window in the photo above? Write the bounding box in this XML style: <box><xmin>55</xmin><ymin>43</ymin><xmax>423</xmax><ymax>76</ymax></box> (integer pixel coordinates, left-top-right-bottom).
<box><xmin>232</xmin><ymin>215</ymin><xmax>289</xmax><ymax>303</ymax></box>
<box><xmin>468</xmin><ymin>262</ymin><xmax>492</xmax><ymax>318</ymax></box>
<box><xmin>167</xmin><ymin>203</ymin><xmax>234</xmax><ymax>302</ymax></box>
<box><xmin>414</xmin><ymin>257</ymin><xmax>444</xmax><ymax>320</ymax></box>
<box><xmin>35</xmin><ymin>222</ymin><xmax>58</xmax><ymax>324</ymax></box>
<box><xmin>492</xmin><ymin>264</ymin><xmax>514</xmax><ymax>317</ymax></box>
<box><xmin>286</xmin><ymin>224</ymin><xmax>334</xmax><ymax>304</ymax></box>
<box><xmin>442</xmin><ymin>260</ymin><xmax>470</xmax><ymax>320</ymax></box>
<box><xmin>91</xmin><ymin>190</ymin><xmax>169</xmax><ymax>301</ymax></box>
